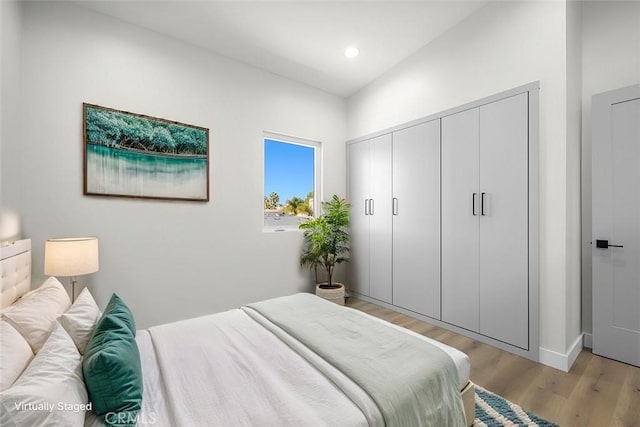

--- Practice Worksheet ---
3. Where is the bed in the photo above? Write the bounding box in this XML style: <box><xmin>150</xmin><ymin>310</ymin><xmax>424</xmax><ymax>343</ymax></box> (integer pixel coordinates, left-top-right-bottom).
<box><xmin>0</xmin><ymin>239</ymin><xmax>475</xmax><ymax>426</ymax></box>
<box><xmin>0</xmin><ymin>239</ymin><xmax>31</xmax><ymax>310</ymax></box>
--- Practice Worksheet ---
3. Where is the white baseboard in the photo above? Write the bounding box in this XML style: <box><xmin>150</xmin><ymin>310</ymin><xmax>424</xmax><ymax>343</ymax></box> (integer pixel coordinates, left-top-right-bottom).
<box><xmin>566</xmin><ymin>334</ymin><xmax>584</xmax><ymax>369</ymax></box>
<box><xmin>539</xmin><ymin>334</ymin><xmax>583</xmax><ymax>372</ymax></box>
<box><xmin>583</xmin><ymin>333</ymin><xmax>592</xmax><ymax>348</ymax></box>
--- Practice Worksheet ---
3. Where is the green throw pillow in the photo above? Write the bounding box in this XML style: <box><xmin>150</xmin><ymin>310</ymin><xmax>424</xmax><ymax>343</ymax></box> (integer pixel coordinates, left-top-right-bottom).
<box><xmin>83</xmin><ymin>294</ymin><xmax>142</xmax><ymax>426</ymax></box>
<box><xmin>102</xmin><ymin>293</ymin><xmax>136</xmax><ymax>336</ymax></box>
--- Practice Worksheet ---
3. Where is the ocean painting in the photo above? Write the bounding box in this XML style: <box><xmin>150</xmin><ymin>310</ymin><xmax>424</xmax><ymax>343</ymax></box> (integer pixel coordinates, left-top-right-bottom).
<box><xmin>83</xmin><ymin>103</ymin><xmax>209</xmax><ymax>201</ymax></box>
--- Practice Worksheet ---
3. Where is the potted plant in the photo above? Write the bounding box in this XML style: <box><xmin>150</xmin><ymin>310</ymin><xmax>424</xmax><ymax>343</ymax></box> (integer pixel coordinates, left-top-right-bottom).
<box><xmin>299</xmin><ymin>195</ymin><xmax>350</xmax><ymax>305</ymax></box>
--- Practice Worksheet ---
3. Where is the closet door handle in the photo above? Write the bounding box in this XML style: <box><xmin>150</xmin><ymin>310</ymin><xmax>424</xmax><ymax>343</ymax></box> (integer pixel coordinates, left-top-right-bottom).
<box><xmin>481</xmin><ymin>192</ymin><xmax>486</xmax><ymax>216</ymax></box>
<box><xmin>393</xmin><ymin>198</ymin><xmax>398</xmax><ymax>215</ymax></box>
<box><xmin>472</xmin><ymin>193</ymin><xmax>478</xmax><ymax>216</ymax></box>
<box><xmin>365</xmin><ymin>199</ymin><xmax>369</xmax><ymax>215</ymax></box>
<box><xmin>370</xmin><ymin>199</ymin><xmax>375</xmax><ymax>215</ymax></box>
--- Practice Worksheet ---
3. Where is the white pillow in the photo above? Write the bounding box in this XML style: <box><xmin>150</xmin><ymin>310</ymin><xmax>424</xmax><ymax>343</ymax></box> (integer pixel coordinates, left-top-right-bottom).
<box><xmin>58</xmin><ymin>287</ymin><xmax>101</xmax><ymax>355</ymax></box>
<box><xmin>0</xmin><ymin>322</ymin><xmax>88</xmax><ymax>427</ymax></box>
<box><xmin>1</xmin><ymin>277</ymin><xmax>72</xmax><ymax>352</ymax></box>
<box><xmin>0</xmin><ymin>320</ymin><xmax>34</xmax><ymax>391</ymax></box>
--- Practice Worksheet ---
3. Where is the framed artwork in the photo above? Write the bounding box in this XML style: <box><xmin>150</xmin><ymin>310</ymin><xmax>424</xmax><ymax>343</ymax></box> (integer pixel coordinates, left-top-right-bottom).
<box><xmin>83</xmin><ymin>103</ymin><xmax>209</xmax><ymax>202</ymax></box>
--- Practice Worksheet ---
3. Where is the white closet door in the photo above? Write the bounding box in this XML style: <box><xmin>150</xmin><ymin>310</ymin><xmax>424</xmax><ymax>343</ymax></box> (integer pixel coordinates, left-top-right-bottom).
<box><xmin>392</xmin><ymin>120</ymin><xmax>441</xmax><ymax>318</ymax></box>
<box><xmin>348</xmin><ymin>141</ymin><xmax>370</xmax><ymax>296</ymax></box>
<box><xmin>479</xmin><ymin>93</ymin><xmax>529</xmax><ymax>349</ymax></box>
<box><xmin>441</xmin><ymin>108</ymin><xmax>480</xmax><ymax>332</ymax></box>
<box><xmin>369</xmin><ymin>134</ymin><xmax>393</xmax><ymax>303</ymax></box>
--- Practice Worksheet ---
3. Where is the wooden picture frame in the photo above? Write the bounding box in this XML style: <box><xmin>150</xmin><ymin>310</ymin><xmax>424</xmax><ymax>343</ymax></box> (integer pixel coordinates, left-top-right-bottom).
<box><xmin>83</xmin><ymin>103</ymin><xmax>210</xmax><ymax>202</ymax></box>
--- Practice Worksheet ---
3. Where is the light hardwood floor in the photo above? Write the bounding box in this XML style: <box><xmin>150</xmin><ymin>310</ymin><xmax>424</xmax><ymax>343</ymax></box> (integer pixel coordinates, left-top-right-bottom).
<box><xmin>346</xmin><ymin>298</ymin><xmax>640</xmax><ymax>427</ymax></box>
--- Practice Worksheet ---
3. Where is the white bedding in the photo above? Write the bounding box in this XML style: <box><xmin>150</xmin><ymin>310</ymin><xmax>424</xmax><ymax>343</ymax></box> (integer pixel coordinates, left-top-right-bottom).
<box><xmin>149</xmin><ymin>309</ymin><xmax>373</xmax><ymax>427</ymax></box>
<box><xmin>85</xmin><ymin>305</ymin><xmax>470</xmax><ymax>427</ymax></box>
<box><xmin>365</xmin><ymin>312</ymin><xmax>470</xmax><ymax>390</ymax></box>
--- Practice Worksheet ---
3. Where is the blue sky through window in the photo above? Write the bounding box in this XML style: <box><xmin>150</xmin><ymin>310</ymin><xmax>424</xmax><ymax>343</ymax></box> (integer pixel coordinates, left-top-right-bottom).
<box><xmin>264</xmin><ymin>139</ymin><xmax>314</xmax><ymax>203</ymax></box>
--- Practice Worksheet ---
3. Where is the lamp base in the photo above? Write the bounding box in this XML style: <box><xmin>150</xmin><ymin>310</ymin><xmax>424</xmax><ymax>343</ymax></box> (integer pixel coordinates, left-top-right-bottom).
<box><xmin>70</xmin><ymin>277</ymin><xmax>77</xmax><ymax>303</ymax></box>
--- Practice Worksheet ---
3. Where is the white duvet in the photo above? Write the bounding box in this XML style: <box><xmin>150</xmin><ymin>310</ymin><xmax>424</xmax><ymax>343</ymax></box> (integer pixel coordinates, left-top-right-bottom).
<box><xmin>149</xmin><ymin>309</ymin><xmax>376</xmax><ymax>426</ymax></box>
<box><xmin>86</xmin><ymin>305</ymin><xmax>470</xmax><ymax>427</ymax></box>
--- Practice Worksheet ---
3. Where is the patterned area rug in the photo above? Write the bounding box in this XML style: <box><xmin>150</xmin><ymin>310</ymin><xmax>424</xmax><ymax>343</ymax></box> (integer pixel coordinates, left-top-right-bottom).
<box><xmin>474</xmin><ymin>385</ymin><xmax>558</xmax><ymax>426</ymax></box>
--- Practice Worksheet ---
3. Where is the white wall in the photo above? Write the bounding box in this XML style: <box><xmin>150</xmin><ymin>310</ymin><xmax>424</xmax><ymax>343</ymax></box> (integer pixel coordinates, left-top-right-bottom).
<box><xmin>348</xmin><ymin>1</ymin><xmax>580</xmax><ymax>356</ymax></box>
<box><xmin>11</xmin><ymin>2</ymin><xmax>346</xmax><ymax>328</ymax></box>
<box><xmin>565</xmin><ymin>0</ymin><xmax>582</xmax><ymax>352</ymax></box>
<box><xmin>580</xmin><ymin>1</ymin><xmax>640</xmax><ymax>337</ymax></box>
<box><xmin>1</xmin><ymin>1</ymin><xmax>23</xmax><ymax>239</ymax></box>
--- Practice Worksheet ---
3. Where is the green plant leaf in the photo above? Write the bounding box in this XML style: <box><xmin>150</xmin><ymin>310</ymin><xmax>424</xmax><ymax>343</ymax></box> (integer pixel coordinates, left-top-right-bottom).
<box><xmin>299</xmin><ymin>195</ymin><xmax>350</xmax><ymax>286</ymax></box>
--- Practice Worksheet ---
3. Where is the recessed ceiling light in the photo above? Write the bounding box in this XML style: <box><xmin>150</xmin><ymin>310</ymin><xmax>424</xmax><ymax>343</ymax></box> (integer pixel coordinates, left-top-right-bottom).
<box><xmin>344</xmin><ymin>46</ymin><xmax>360</xmax><ymax>59</ymax></box>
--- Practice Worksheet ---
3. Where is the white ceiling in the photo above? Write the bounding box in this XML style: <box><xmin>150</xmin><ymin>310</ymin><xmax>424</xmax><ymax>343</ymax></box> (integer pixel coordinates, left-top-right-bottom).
<box><xmin>76</xmin><ymin>1</ymin><xmax>488</xmax><ymax>97</ymax></box>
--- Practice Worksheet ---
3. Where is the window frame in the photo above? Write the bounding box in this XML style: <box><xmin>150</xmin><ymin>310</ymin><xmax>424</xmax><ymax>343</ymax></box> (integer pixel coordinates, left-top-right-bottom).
<box><xmin>263</xmin><ymin>131</ymin><xmax>322</xmax><ymax>232</ymax></box>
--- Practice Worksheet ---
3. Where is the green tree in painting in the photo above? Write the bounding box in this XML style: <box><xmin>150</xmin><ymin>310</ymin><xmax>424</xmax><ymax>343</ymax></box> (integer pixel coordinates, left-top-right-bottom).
<box><xmin>173</xmin><ymin>129</ymin><xmax>196</xmax><ymax>153</ymax></box>
<box><xmin>120</xmin><ymin>115</ymin><xmax>153</xmax><ymax>149</ymax></box>
<box><xmin>150</xmin><ymin>127</ymin><xmax>176</xmax><ymax>153</ymax></box>
<box><xmin>85</xmin><ymin>106</ymin><xmax>207</xmax><ymax>156</ymax></box>
<box><xmin>86</xmin><ymin>109</ymin><xmax>121</xmax><ymax>146</ymax></box>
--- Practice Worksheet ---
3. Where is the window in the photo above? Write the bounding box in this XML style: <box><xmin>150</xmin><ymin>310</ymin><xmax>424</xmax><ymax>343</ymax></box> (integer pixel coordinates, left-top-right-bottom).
<box><xmin>263</xmin><ymin>133</ymin><xmax>320</xmax><ymax>231</ymax></box>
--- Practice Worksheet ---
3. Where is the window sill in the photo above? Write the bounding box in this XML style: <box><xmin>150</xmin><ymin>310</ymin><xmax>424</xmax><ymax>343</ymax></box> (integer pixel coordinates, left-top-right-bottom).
<box><xmin>262</xmin><ymin>226</ymin><xmax>304</xmax><ymax>233</ymax></box>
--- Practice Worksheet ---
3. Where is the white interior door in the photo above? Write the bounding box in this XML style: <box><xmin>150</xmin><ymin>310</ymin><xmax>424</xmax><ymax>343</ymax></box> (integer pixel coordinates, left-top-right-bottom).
<box><xmin>369</xmin><ymin>134</ymin><xmax>393</xmax><ymax>304</ymax></box>
<box><xmin>441</xmin><ymin>108</ymin><xmax>480</xmax><ymax>332</ymax></box>
<box><xmin>478</xmin><ymin>93</ymin><xmax>529</xmax><ymax>349</ymax></box>
<box><xmin>592</xmin><ymin>85</ymin><xmax>640</xmax><ymax>367</ymax></box>
<box><xmin>392</xmin><ymin>120</ymin><xmax>441</xmax><ymax>318</ymax></box>
<box><xmin>348</xmin><ymin>141</ymin><xmax>370</xmax><ymax>296</ymax></box>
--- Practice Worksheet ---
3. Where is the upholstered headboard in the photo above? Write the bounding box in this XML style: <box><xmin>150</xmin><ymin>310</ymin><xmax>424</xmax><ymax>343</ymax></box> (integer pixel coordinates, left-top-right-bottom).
<box><xmin>0</xmin><ymin>239</ymin><xmax>32</xmax><ymax>309</ymax></box>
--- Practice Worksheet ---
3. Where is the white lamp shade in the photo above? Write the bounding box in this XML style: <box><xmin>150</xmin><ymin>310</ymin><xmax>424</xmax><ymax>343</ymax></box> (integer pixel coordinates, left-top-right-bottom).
<box><xmin>44</xmin><ymin>237</ymin><xmax>99</xmax><ymax>277</ymax></box>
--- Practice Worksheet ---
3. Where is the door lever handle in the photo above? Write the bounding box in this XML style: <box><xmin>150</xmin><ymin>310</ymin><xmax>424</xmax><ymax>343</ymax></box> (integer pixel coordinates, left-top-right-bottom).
<box><xmin>472</xmin><ymin>193</ymin><xmax>477</xmax><ymax>216</ymax></box>
<box><xmin>596</xmin><ymin>239</ymin><xmax>624</xmax><ymax>249</ymax></box>
<box><xmin>481</xmin><ymin>192</ymin><xmax>486</xmax><ymax>216</ymax></box>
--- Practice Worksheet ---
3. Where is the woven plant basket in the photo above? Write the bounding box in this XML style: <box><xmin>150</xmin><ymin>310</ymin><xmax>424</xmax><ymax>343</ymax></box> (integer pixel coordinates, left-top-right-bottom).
<box><xmin>315</xmin><ymin>283</ymin><xmax>345</xmax><ymax>306</ymax></box>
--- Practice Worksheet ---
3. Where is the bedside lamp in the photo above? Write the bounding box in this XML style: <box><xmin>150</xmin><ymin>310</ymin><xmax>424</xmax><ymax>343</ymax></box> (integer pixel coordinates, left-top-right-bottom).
<box><xmin>44</xmin><ymin>237</ymin><xmax>99</xmax><ymax>302</ymax></box>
